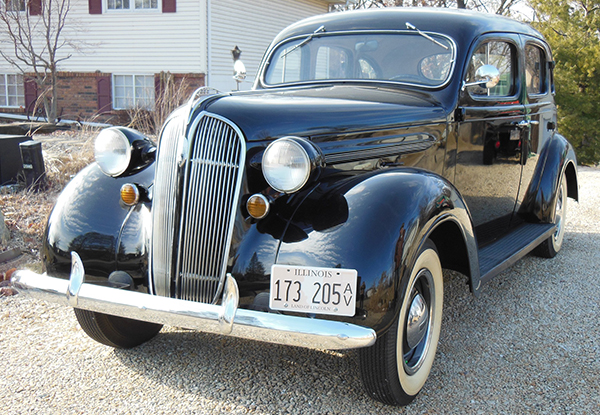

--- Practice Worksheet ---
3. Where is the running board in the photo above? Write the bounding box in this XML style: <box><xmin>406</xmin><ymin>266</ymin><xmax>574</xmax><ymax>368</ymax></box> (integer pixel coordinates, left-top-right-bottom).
<box><xmin>479</xmin><ymin>222</ymin><xmax>556</xmax><ymax>286</ymax></box>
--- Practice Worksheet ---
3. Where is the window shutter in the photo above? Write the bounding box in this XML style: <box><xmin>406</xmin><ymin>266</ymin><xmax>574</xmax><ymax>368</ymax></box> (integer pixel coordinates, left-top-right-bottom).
<box><xmin>24</xmin><ymin>78</ymin><xmax>38</xmax><ymax>115</ymax></box>
<box><xmin>28</xmin><ymin>0</ymin><xmax>42</xmax><ymax>16</ymax></box>
<box><xmin>97</xmin><ymin>76</ymin><xmax>112</xmax><ymax>113</ymax></box>
<box><xmin>162</xmin><ymin>0</ymin><xmax>176</xmax><ymax>13</ymax></box>
<box><xmin>89</xmin><ymin>0</ymin><xmax>102</xmax><ymax>14</ymax></box>
<box><xmin>154</xmin><ymin>74</ymin><xmax>162</xmax><ymax>103</ymax></box>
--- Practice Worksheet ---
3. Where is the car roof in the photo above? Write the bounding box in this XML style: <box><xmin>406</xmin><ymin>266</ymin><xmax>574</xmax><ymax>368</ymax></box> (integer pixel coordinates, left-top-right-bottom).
<box><xmin>271</xmin><ymin>7</ymin><xmax>544</xmax><ymax>47</ymax></box>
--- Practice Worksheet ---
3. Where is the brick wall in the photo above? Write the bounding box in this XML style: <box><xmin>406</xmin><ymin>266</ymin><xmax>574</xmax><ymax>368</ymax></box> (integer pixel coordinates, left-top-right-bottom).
<box><xmin>56</xmin><ymin>72</ymin><xmax>110</xmax><ymax>121</ymax></box>
<box><xmin>57</xmin><ymin>71</ymin><xmax>206</xmax><ymax>125</ymax></box>
<box><xmin>1</xmin><ymin>71</ymin><xmax>206</xmax><ymax>125</ymax></box>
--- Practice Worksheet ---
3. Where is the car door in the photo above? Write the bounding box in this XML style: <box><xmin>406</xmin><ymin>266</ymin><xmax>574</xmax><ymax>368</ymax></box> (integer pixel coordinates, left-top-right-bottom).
<box><xmin>516</xmin><ymin>37</ymin><xmax>556</xmax><ymax>216</ymax></box>
<box><xmin>454</xmin><ymin>35</ymin><xmax>526</xmax><ymax>244</ymax></box>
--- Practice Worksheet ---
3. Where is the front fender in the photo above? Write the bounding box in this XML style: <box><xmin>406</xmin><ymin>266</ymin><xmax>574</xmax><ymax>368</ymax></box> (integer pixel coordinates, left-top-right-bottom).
<box><xmin>519</xmin><ymin>133</ymin><xmax>578</xmax><ymax>222</ymax></box>
<box><xmin>43</xmin><ymin>163</ymin><xmax>155</xmax><ymax>287</ymax></box>
<box><xmin>276</xmin><ymin>168</ymin><xmax>477</xmax><ymax>333</ymax></box>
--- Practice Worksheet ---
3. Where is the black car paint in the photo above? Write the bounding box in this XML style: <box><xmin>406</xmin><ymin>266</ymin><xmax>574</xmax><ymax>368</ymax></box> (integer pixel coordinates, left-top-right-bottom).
<box><xmin>42</xmin><ymin>9</ymin><xmax>578</xmax><ymax>335</ymax></box>
<box><xmin>44</xmin><ymin>163</ymin><xmax>155</xmax><ymax>285</ymax></box>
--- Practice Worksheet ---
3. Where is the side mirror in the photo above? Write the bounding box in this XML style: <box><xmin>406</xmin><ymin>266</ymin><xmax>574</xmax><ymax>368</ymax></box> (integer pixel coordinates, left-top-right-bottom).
<box><xmin>462</xmin><ymin>64</ymin><xmax>501</xmax><ymax>91</ymax></box>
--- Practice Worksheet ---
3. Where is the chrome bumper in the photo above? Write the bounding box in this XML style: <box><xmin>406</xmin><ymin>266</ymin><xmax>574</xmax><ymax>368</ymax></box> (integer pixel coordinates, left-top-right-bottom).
<box><xmin>11</xmin><ymin>252</ymin><xmax>376</xmax><ymax>350</ymax></box>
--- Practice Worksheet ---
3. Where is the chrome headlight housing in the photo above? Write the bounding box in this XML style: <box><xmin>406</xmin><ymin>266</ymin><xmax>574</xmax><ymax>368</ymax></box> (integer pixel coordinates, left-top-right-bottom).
<box><xmin>262</xmin><ymin>137</ymin><xmax>324</xmax><ymax>194</ymax></box>
<box><xmin>94</xmin><ymin>127</ymin><xmax>155</xmax><ymax>177</ymax></box>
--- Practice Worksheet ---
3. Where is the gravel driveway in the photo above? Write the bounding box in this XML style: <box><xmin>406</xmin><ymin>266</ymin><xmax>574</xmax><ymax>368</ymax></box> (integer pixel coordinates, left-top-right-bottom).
<box><xmin>2</xmin><ymin>167</ymin><xmax>599</xmax><ymax>414</ymax></box>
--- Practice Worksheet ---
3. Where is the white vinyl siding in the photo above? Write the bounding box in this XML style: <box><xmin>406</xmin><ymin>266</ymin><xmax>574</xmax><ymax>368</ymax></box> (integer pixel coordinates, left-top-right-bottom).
<box><xmin>113</xmin><ymin>74</ymin><xmax>155</xmax><ymax>109</ymax></box>
<box><xmin>11</xmin><ymin>0</ymin><xmax>207</xmax><ymax>74</ymax></box>
<box><xmin>209</xmin><ymin>0</ymin><xmax>329</xmax><ymax>92</ymax></box>
<box><xmin>0</xmin><ymin>74</ymin><xmax>25</xmax><ymax>108</ymax></box>
<box><xmin>0</xmin><ymin>0</ymin><xmax>333</xmax><ymax>84</ymax></box>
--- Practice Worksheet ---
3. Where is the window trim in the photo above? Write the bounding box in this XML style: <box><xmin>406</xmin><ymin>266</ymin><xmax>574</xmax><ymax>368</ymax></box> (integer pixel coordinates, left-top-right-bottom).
<box><xmin>104</xmin><ymin>0</ymin><xmax>161</xmax><ymax>13</ymax></box>
<box><xmin>5</xmin><ymin>0</ymin><xmax>26</xmax><ymax>12</ymax></box>
<box><xmin>112</xmin><ymin>74</ymin><xmax>155</xmax><ymax>110</ymax></box>
<box><xmin>0</xmin><ymin>73</ymin><xmax>25</xmax><ymax>108</ymax></box>
<box><xmin>524</xmin><ymin>41</ymin><xmax>549</xmax><ymax>98</ymax></box>
<box><xmin>259</xmin><ymin>30</ymin><xmax>458</xmax><ymax>90</ymax></box>
<box><xmin>462</xmin><ymin>35</ymin><xmax>521</xmax><ymax>103</ymax></box>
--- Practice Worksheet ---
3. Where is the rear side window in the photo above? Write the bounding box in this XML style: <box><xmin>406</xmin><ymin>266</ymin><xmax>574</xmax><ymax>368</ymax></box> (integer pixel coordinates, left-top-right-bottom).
<box><xmin>525</xmin><ymin>44</ymin><xmax>546</xmax><ymax>95</ymax></box>
<box><xmin>466</xmin><ymin>41</ymin><xmax>515</xmax><ymax>97</ymax></box>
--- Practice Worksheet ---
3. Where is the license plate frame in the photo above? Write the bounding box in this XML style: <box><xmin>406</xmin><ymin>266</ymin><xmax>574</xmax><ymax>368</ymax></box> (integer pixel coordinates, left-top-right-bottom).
<box><xmin>269</xmin><ymin>265</ymin><xmax>358</xmax><ymax>317</ymax></box>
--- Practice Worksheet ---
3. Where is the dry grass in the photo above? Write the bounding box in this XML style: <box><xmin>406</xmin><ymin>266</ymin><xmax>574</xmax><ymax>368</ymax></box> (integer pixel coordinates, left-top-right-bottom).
<box><xmin>1</xmin><ymin>128</ymin><xmax>97</xmax><ymax>275</ymax></box>
<box><xmin>127</xmin><ymin>72</ymin><xmax>191</xmax><ymax>135</ymax></box>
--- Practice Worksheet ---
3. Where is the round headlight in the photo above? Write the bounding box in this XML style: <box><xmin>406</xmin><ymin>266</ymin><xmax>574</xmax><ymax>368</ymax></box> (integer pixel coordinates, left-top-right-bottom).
<box><xmin>262</xmin><ymin>138</ymin><xmax>311</xmax><ymax>193</ymax></box>
<box><xmin>94</xmin><ymin>128</ymin><xmax>132</xmax><ymax>177</ymax></box>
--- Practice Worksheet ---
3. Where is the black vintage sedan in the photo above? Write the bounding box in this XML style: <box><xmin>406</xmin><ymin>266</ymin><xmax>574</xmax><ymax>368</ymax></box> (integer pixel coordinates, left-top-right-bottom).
<box><xmin>14</xmin><ymin>8</ymin><xmax>578</xmax><ymax>406</ymax></box>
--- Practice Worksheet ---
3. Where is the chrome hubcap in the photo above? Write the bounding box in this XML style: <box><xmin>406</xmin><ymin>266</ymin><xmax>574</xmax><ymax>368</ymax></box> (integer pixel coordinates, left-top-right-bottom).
<box><xmin>553</xmin><ymin>185</ymin><xmax>564</xmax><ymax>242</ymax></box>
<box><xmin>403</xmin><ymin>269</ymin><xmax>434</xmax><ymax>375</ymax></box>
<box><xmin>406</xmin><ymin>293</ymin><xmax>429</xmax><ymax>350</ymax></box>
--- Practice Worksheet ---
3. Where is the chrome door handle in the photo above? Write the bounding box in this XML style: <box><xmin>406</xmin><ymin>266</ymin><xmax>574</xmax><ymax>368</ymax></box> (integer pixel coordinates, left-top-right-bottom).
<box><xmin>514</xmin><ymin>120</ymin><xmax>540</xmax><ymax>128</ymax></box>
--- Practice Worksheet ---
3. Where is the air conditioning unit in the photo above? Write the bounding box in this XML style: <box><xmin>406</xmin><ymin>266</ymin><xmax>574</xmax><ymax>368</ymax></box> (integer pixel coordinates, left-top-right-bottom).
<box><xmin>0</xmin><ymin>134</ymin><xmax>32</xmax><ymax>186</ymax></box>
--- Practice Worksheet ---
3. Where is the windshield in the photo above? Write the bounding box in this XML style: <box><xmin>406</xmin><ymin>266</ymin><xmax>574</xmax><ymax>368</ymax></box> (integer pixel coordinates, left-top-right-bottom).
<box><xmin>263</xmin><ymin>32</ymin><xmax>455</xmax><ymax>88</ymax></box>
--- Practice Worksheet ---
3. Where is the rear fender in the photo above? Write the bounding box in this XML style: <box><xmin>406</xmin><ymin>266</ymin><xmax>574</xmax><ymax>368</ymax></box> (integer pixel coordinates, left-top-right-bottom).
<box><xmin>276</xmin><ymin>168</ymin><xmax>478</xmax><ymax>333</ymax></box>
<box><xmin>519</xmin><ymin>133</ymin><xmax>578</xmax><ymax>222</ymax></box>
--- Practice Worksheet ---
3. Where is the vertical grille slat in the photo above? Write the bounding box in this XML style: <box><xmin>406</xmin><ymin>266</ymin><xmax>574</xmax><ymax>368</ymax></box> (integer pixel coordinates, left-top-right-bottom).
<box><xmin>152</xmin><ymin>112</ymin><xmax>245</xmax><ymax>304</ymax></box>
<box><xmin>151</xmin><ymin>115</ymin><xmax>186</xmax><ymax>297</ymax></box>
<box><xmin>177</xmin><ymin>114</ymin><xmax>245</xmax><ymax>303</ymax></box>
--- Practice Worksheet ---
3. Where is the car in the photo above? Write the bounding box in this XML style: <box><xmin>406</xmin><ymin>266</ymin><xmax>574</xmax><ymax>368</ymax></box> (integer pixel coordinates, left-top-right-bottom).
<box><xmin>13</xmin><ymin>7</ymin><xmax>578</xmax><ymax>406</ymax></box>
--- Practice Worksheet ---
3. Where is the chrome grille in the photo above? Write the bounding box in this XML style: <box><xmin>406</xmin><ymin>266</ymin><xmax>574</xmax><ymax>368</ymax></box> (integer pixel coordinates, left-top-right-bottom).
<box><xmin>176</xmin><ymin>114</ymin><xmax>245</xmax><ymax>303</ymax></box>
<box><xmin>151</xmin><ymin>112</ymin><xmax>187</xmax><ymax>297</ymax></box>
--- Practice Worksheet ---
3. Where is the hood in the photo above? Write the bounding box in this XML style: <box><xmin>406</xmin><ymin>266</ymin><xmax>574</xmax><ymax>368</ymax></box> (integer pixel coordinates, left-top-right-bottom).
<box><xmin>203</xmin><ymin>85</ymin><xmax>449</xmax><ymax>142</ymax></box>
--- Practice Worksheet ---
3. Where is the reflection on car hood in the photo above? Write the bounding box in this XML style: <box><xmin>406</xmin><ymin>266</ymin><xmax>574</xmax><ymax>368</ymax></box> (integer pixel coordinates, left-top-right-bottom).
<box><xmin>203</xmin><ymin>85</ymin><xmax>448</xmax><ymax>142</ymax></box>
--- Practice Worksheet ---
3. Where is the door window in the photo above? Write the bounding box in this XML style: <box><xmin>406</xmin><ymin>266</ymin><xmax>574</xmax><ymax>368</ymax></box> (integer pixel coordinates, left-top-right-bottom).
<box><xmin>466</xmin><ymin>41</ymin><xmax>515</xmax><ymax>97</ymax></box>
<box><xmin>525</xmin><ymin>44</ymin><xmax>546</xmax><ymax>95</ymax></box>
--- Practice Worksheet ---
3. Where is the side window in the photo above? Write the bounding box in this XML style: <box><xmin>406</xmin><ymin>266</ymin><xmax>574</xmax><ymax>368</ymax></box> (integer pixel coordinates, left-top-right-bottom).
<box><xmin>525</xmin><ymin>44</ymin><xmax>545</xmax><ymax>95</ymax></box>
<box><xmin>466</xmin><ymin>41</ymin><xmax>515</xmax><ymax>97</ymax></box>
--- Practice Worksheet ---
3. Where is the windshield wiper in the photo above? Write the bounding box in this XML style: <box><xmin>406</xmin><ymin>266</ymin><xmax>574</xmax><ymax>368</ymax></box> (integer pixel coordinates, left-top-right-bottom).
<box><xmin>405</xmin><ymin>22</ymin><xmax>449</xmax><ymax>50</ymax></box>
<box><xmin>280</xmin><ymin>25</ymin><xmax>326</xmax><ymax>58</ymax></box>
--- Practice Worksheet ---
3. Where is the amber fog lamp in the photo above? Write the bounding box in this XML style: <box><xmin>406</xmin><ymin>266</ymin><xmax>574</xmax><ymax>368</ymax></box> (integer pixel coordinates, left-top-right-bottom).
<box><xmin>247</xmin><ymin>194</ymin><xmax>270</xmax><ymax>219</ymax></box>
<box><xmin>120</xmin><ymin>183</ymin><xmax>140</xmax><ymax>206</ymax></box>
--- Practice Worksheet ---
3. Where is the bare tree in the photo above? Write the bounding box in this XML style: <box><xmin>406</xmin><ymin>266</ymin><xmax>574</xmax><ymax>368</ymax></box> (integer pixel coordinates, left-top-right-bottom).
<box><xmin>0</xmin><ymin>0</ymin><xmax>74</xmax><ymax>123</ymax></box>
<box><xmin>333</xmin><ymin>0</ymin><xmax>523</xmax><ymax>15</ymax></box>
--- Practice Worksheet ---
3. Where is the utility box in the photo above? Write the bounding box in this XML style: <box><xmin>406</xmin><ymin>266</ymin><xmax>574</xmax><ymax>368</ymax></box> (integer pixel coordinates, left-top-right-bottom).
<box><xmin>0</xmin><ymin>134</ymin><xmax>32</xmax><ymax>185</ymax></box>
<box><xmin>20</xmin><ymin>140</ymin><xmax>45</xmax><ymax>189</ymax></box>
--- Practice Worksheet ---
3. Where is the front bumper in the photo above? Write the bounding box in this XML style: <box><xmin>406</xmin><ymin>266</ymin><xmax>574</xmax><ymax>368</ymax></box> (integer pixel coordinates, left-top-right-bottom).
<box><xmin>11</xmin><ymin>252</ymin><xmax>376</xmax><ymax>350</ymax></box>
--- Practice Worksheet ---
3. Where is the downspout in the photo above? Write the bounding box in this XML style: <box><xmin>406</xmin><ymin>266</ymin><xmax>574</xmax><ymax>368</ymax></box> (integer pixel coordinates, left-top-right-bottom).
<box><xmin>206</xmin><ymin>0</ymin><xmax>212</xmax><ymax>86</ymax></box>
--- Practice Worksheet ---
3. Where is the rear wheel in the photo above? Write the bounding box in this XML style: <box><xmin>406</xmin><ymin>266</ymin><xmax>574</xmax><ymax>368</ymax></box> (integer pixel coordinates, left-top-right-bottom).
<box><xmin>533</xmin><ymin>174</ymin><xmax>568</xmax><ymax>258</ymax></box>
<box><xmin>359</xmin><ymin>239</ymin><xmax>443</xmax><ymax>406</ymax></box>
<box><xmin>74</xmin><ymin>309</ymin><xmax>163</xmax><ymax>349</ymax></box>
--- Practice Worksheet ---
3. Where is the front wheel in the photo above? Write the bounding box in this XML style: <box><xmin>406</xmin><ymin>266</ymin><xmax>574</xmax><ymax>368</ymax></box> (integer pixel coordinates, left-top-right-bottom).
<box><xmin>359</xmin><ymin>240</ymin><xmax>443</xmax><ymax>406</ymax></box>
<box><xmin>74</xmin><ymin>309</ymin><xmax>163</xmax><ymax>349</ymax></box>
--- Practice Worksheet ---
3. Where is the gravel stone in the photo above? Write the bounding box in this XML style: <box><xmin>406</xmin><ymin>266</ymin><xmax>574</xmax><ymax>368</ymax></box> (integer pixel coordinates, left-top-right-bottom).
<box><xmin>1</xmin><ymin>167</ymin><xmax>599</xmax><ymax>414</ymax></box>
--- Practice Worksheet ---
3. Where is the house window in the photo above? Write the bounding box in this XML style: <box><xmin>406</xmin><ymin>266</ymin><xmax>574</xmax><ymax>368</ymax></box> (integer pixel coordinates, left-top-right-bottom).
<box><xmin>0</xmin><ymin>74</ymin><xmax>25</xmax><ymax>108</ymax></box>
<box><xmin>5</xmin><ymin>0</ymin><xmax>26</xmax><ymax>12</ymax></box>
<box><xmin>106</xmin><ymin>0</ymin><xmax>157</xmax><ymax>10</ymax></box>
<box><xmin>113</xmin><ymin>75</ymin><xmax>155</xmax><ymax>109</ymax></box>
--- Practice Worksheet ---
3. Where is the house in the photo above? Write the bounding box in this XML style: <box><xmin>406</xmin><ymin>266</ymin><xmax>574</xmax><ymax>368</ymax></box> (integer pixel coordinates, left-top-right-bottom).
<box><xmin>0</xmin><ymin>0</ymin><xmax>338</xmax><ymax>122</ymax></box>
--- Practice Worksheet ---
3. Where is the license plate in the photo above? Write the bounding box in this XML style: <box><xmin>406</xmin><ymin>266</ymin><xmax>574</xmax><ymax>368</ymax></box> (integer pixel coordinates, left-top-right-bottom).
<box><xmin>269</xmin><ymin>265</ymin><xmax>357</xmax><ymax>317</ymax></box>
